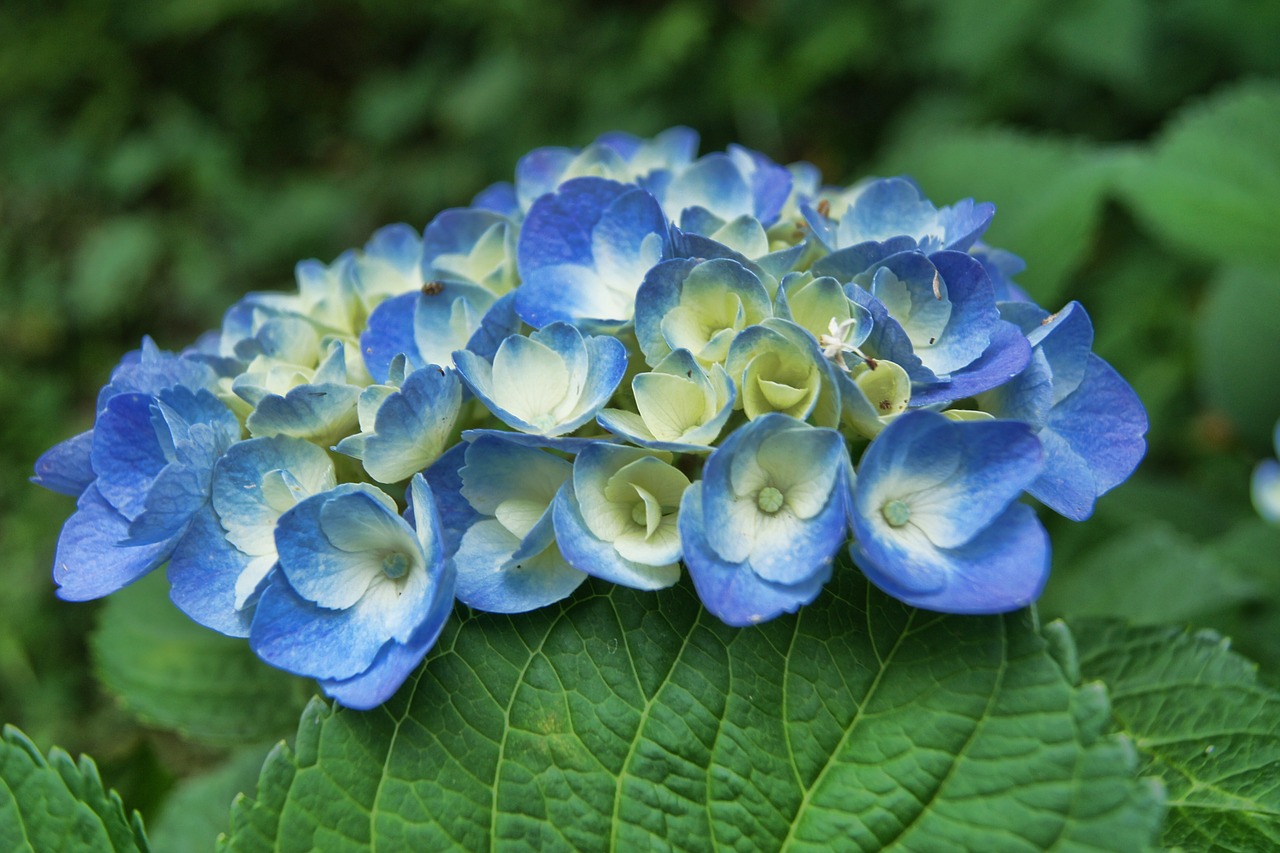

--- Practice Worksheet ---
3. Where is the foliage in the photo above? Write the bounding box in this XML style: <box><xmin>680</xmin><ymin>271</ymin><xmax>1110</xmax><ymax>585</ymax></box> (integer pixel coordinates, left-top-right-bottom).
<box><xmin>3</xmin><ymin>0</ymin><xmax>1280</xmax><ymax>849</ymax></box>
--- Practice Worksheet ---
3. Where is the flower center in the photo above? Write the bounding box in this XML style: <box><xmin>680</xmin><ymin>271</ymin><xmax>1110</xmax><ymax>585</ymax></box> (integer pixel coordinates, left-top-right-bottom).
<box><xmin>757</xmin><ymin>486</ymin><xmax>785</xmax><ymax>514</ymax></box>
<box><xmin>382</xmin><ymin>552</ymin><xmax>410</xmax><ymax>579</ymax></box>
<box><xmin>882</xmin><ymin>499</ymin><xmax>911</xmax><ymax>527</ymax></box>
<box><xmin>631</xmin><ymin>502</ymin><xmax>649</xmax><ymax>527</ymax></box>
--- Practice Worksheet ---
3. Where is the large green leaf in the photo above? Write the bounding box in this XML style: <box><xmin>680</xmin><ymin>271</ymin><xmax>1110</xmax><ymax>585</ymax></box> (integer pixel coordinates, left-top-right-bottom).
<box><xmin>1196</xmin><ymin>264</ymin><xmax>1280</xmax><ymax>447</ymax></box>
<box><xmin>1040</xmin><ymin>523</ymin><xmax>1257</xmax><ymax>626</ymax></box>
<box><xmin>0</xmin><ymin>725</ymin><xmax>148</xmax><ymax>853</ymax></box>
<box><xmin>150</xmin><ymin>746</ymin><xmax>273</xmax><ymax>853</ymax></box>
<box><xmin>90</xmin><ymin>572</ymin><xmax>310</xmax><ymax>746</ymax></box>
<box><xmin>1116</xmin><ymin>80</ymin><xmax>1280</xmax><ymax>268</ymax></box>
<box><xmin>1075</xmin><ymin>621</ymin><xmax>1280</xmax><ymax>851</ymax></box>
<box><xmin>221</xmin><ymin>571</ymin><xmax>1163</xmax><ymax>851</ymax></box>
<box><xmin>874</xmin><ymin>127</ymin><xmax>1115</xmax><ymax>304</ymax></box>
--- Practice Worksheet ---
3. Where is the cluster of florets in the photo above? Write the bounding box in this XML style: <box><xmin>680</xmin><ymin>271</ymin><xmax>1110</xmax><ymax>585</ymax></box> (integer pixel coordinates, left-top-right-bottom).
<box><xmin>34</xmin><ymin>128</ymin><xmax>1148</xmax><ymax>709</ymax></box>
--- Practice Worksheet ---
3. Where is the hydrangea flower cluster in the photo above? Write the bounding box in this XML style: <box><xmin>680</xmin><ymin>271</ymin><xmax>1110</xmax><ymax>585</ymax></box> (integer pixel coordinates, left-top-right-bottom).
<box><xmin>34</xmin><ymin>128</ymin><xmax>1147</xmax><ymax>709</ymax></box>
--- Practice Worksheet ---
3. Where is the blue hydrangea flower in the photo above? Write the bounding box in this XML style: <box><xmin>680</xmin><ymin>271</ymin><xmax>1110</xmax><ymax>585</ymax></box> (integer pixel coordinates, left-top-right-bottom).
<box><xmin>33</xmin><ymin>338</ymin><xmax>222</xmax><ymax>498</ymax></box>
<box><xmin>514</xmin><ymin>126</ymin><xmax>700</xmax><ymax>213</ymax></box>
<box><xmin>981</xmin><ymin>301</ymin><xmax>1147</xmax><ymax>520</ymax></box>
<box><xmin>239</xmin><ymin>343</ymin><xmax>362</xmax><ymax>447</ymax></box>
<box><xmin>421</xmin><ymin>207</ymin><xmax>518</xmax><ymax>295</ymax></box>
<box><xmin>453</xmin><ymin>322</ymin><xmax>627</xmax><ymax>447</ymax></box>
<box><xmin>426</xmin><ymin>436</ymin><xmax>586</xmax><ymax>613</ymax></box>
<box><xmin>169</xmin><ymin>435</ymin><xmax>336</xmax><ymax>636</ymax></box>
<box><xmin>634</xmin><ymin>257</ymin><xmax>774</xmax><ymax>367</ymax></box>
<box><xmin>51</xmin><ymin>385</ymin><xmax>240</xmax><ymax>601</ymax></box>
<box><xmin>725</xmin><ymin>319</ymin><xmax>842</xmax><ymax>426</ymax></box>
<box><xmin>806</xmin><ymin>177</ymin><xmax>994</xmax><ymax>254</ymax></box>
<box><xmin>596</xmin><ymin>348</ymin><xmax>735</xmax><ymax>452</ymax></box>
<box><xmin>647</xmin><ymin>145</ymin><xmax>792</xmax><ymax>228</ymax></box>
<box><xmin>514</xmin><ymin>177</ymin><xmax>671</xmax><ymax>330</ymax></box>
<box><xmin>1253</xmin><ymin>421</ymin><xmax>1280</xmax><ymax>523</ymax></box>
<box><xmin>680</xmin><ymin>414</ymin><xmax>851</xmax><ymax>626</ymax></box>
<box><xmin>361</xmin><ymin>284</ymin><xmax>520</xmax><ymax>384</ymax></box>
<box><xmin>249</xmin><ymin>475</ymin><xmax>455</xmax><ymax>710</ymax></box>
<box><xmin>814</xmin><ymin>247</ymin><xmax>1031</xmax><ymax>406</ymax></box>
<box><xmin>849</xmin><ymin>410</ymin><xmax>1049</xmax><ymax>614</ymax></box>
<box><xmin>334</xmin><ymin>365</ymin><xmax>462</xmax><ymax>484</ymax></box>
<box><xmin>552</xmin><ymin>443</ymin><xmax>688</xmax><ymax>590</ymax></box>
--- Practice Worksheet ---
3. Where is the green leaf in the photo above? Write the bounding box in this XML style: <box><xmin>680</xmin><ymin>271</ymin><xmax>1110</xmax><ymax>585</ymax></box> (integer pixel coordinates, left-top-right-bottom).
<box><xmin>1116</xmin><ymin>80</ymin><xmax>1280</xmax><ymax>268</ymax></box>
<box><xmin>1074</xmin><ymin>621</ymin><xmax>1280</xmax><ymax>851</ymax></box>
<box><xmin>1196</xmin><ymin>264</ymin><xmax>1280</xmax><ymax>447</ymax></box>
<box><xmin>875</xmin><ymin>128</ymin><xmax>1115</xmax><ymax>303</ymax></box>
<box><xmin>1040</xmin><ymin>523</ymin><xmax>1257</xmax><ymax>626</ymax></box>
<box><xmin>150</xmin><ymin>746</ymin><xmax>273</xmax><ymax>853</ymax></box>
<box><xmin>90</xmin><ymin>572</ymin><xmax>310</xmax><ymax>746</ymax></box>
<box><xmin>222</xmin><ymin>571</ymin><xmax>1163</xmax><ymax>851</ymax></box>
<box><xmin>0</xmin><ymin>724</ymin><xmax>148</xmax><ymax>852</ymax></box>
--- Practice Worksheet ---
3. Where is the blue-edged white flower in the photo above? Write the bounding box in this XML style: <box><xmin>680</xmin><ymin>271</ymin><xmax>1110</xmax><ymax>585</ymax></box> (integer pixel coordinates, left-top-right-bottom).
<box><xmin>1253</xmin><ymin>421</ymin><xmax>1280</xmax><ymax>523</ymax></box>
<box><xmin>553</xmin><ymin>444</ymin><xmax>688</xmax><ymax>590</ymax></box>
<box><xmin>514</xmin><ymin>177</ymin><xmax>671</xmax><ymax>330</ymax></box>
<box><xmin>514</xmin><ymin>126</ymin><xmax>699</xmax><ymax>213</ymax></box>
<box><xmin>597</xmin><ymin>348</ymin><xmax>735</xmax><ymax>452</ymax></box>
<box><xmin>981</xmin><ymin>300</ymin><xmax>1147</xmax><ymax>520</ymax></box>
<box><xmin>426</xmin><ymin>436</ymin><xmax>585</xmax><ymax>613</ymax></box>
<box><xmin>725</xmin><ymin>318</ymin><xmax>841</xmax><ymax>426</ymax></box>
<box><xmin>249</xmin><ymin>475</ymin><xmax>455</xmax><ymax>710</ymax></box>
<box><xmin>169</xmin><ymin>435</ymin><xmax>336</xmax><ymax>636</ymax></box>
<box><xmin>648</xmin><ymin>145</ymin><xmax>793</xmax><ymax>228</ymax></box>
<box><xmin>849</xmin><ymin>410</ymin><xmax>1049</xmax><ymax>614</ymax></box>
<box><xmin>422</xmin><ymin>207</ymin><xmax>518</xmax><ymax>295</ymax></box>
<box><xmin>239</xmin><ymin>342</ymin><xmax>362</xmax><ymax>447</ymax></box>
<box><xmin>680</xmin><ymin>414</ymin><xmax>851</xmax><ymax>626</ymax></box>
<box><xmin>634</xmin><ymin>257</ymin><xmax>774</xmax><ymax>367</ymax></box>
<box><xmin>453</xmin><ymin>322</ymin><xmax>627</xmax><ymax>447</ymax></box>
<box><xmin>806</xmin><ymin>176</ymin><xmax>994</xmax><ymax>254</ymax></box>
<box><xmin>334</xmin><ymin>365</ymin><xmax>462</xmax><ymax>484</ymax></box>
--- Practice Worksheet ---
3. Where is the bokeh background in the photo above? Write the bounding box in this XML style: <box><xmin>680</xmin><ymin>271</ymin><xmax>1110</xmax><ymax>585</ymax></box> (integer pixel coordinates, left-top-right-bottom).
<box><xmin>3</xmin><ymin>0</ymin><xmax>1279</xmax><ymax>834</ymax></box>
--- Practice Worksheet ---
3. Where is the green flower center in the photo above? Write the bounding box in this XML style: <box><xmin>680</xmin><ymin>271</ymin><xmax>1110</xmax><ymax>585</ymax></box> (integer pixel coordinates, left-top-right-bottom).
<box><xmin>382</xmin><ymin>552</ymin><xmax>410</xmax><ymax>579</ymax></box>
<box><xmin>882</xmin><ymin>499</ymin><xmax>911</xmax><ymax>527</ymax></box>
<box><xmin>757</xmin><ymin>486</ymin><xmax>785</xmax><ymax>514</ymax></box>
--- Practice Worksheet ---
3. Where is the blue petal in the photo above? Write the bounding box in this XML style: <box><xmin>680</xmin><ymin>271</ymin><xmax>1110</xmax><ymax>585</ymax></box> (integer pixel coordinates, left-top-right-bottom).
<box><xmin>423</xmin><ymin>442</ymin><xmax>481</xmax><ymax>559</ymax></box>
<box><xmin>451</xmin><ymin>519</ymin><xmax>586</xmax><ymax>613</ymax></box>
<box><xmin>168</xmin><ymin>504</ymin><xmax>253</xmax><ymax>637</ymax></box>
<box><xmin>853</xmin><ymin>502</ymin><xmax>1049</xmax><ymax>615</ymax></box>
<box><xmin>317</xmin><ymin>559</ymin><xmax>456</xmax><ymax>710</ymax></box>
<box><xmin>360</xmin><ymin>366</ymin><xmax>463</xmax><ymax>483</ymax></box>
<box><xmin>679</xmin><ymin>483</ymin><xmax>830</xmax><ymax>627</ymax></box>
<box><xmin>249</xmin><ymin>577</ymin><xmax>389</xmax><ymax>681</ymax></box>
<box><xmin>1030</xmin><ymin>354</ymin><xmax>1148</xmax><ymax>520</ymax></box>
<box><xmin>32</xmin><ymin>430</ymin><xmax>95</xmax><ymax>497</ymax></box>
<box><xmin>53</xmin><ymin>485</ymin><xmax>175</xmax><ymax>601</ymax></box>
<box><xmin>518</xmin><ymin>177</ymin><xmax>631</xmax><ymax>273</ymax></box>
<box><xmin>414</xmin><ymin>281</ymin><xmax>497</xmax><ymax>367</ymax></box>
<box><xmin>909</xmin><ymin>320</ymin><xmax>1032</xmax><ymax>406</ymax></box>
<box><xmin>473</xmin><ymin>181</ymin><xmax>520</xmax><ymax>217</ymax></box>
<box><xmin>91</xmin><ymin>393</ymin><xmax>167</xmax><ymax>520</ymax></box>
<box><xmin>361</xmin><ymin>292</ymin><xmax>423</xmax><ymax>383</ymax></box>
<box><xmin>854</xmin><ymin>411</ymin><xmax>1043</xmax><ymax>549</ymax></box>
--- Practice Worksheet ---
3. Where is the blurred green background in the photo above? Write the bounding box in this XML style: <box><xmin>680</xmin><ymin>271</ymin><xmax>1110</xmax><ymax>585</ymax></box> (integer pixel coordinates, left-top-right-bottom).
<box><xmin>3</xmin><ymin>0</ymin><xmax>1279</xmax><ymax>830</ymax></box>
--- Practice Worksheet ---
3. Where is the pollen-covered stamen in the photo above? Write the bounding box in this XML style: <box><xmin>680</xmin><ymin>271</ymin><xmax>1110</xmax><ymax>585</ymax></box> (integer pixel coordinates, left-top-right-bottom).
<box><xmin>819</xmin><ymin>316</ymin><xmax>872</xmax><ymax>371</ymax></box>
